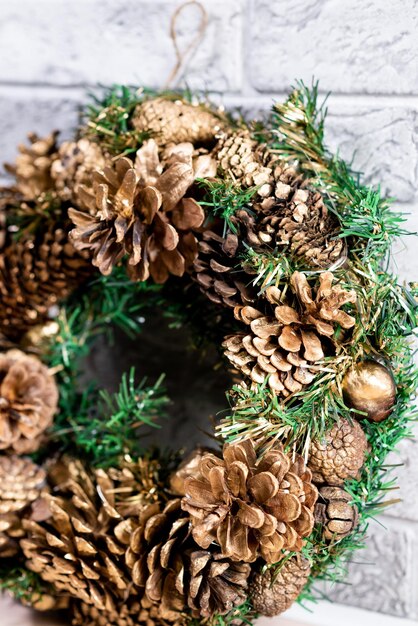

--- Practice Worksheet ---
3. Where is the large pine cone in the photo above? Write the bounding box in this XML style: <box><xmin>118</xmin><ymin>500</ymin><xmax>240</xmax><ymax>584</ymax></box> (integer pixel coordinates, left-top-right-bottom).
<box><xmin>127</xmin><ymin>498</ymin><xmax>250</xmax><ymax>619</ymax></box>
<box><xmin>51</xmin><ymin>138</ymin><xmax>107</xmax><ymax>204</ymax></box>
<box><xmin>69</xmin><ymin>140</ymin><xmax>211</xmax><ymax>283</ymax></box>
<box><xmin>0</xmin><ymin>214</ymin><xmax>92</xmax><ymax>340</ymax></box>
<box><xmin>0</xmin><ymin>455</ymin><xmax>47</xmax><ymax>557</ymax></box>
<box><xmin>242</xmin><ymin>181</ymin><xmax>345</xmax><ymax>269</ymax></box>
<box><xmin>250</xmin><ymin>556</ymin><xmax>311</xmax><ymax>616</ymax></box>
<box><xmin>308</xmin><ymin>419</ymin><xmax>368</xmax><ymax>486</ymax></box>
<box><xmin>223</xmin><ymin>271</ymin><xmax>356</xmax><ymax>396</ymax></box>
<box><xmin>193</xmin><ymin>228</ymin><xmax>256</xmax><ymax>309</ymax></box>
<box><xmin>315</xmin><ymin>486</ymin><xmax>359</xmax><ymax>541</ymax></box>
<box><xmin>215</xmin><ymin>131</ymin><xmax>273</xmax><ymax>198</ymax></box>
<box><xmin>0</xmin><ymin>350</ymin><xmax>58</xmax><ymax>453</ymax></box>
<box><xmin>21</xmin><ymin>460</ymin><xmax>136</xmax><ymax>610</ymax></box>
<box><xmin>131</xmin><ymin>97</ymin><xmax>225</xmax><ymax>148</ymax></box>
<box><xmin>4</xmin><ymin>132</ymin><xmax>58</xmax><ymax>200</ymax></box>
<box><xmin>182</xmin><ymin>439</ymin><xmax>317</xmax><ymax>564</ymax></box>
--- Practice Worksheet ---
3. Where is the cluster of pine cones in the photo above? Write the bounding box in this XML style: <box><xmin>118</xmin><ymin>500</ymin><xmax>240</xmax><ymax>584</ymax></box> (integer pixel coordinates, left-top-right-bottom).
<box><xmin>0</xmin><ymin>434</ymin><xmax>363</xmax><ymax>625</ymax></box>
<box><xmin>0</xmin><ymin>94</ymin><xmax>366</xmax><ymax>624</ymax></box>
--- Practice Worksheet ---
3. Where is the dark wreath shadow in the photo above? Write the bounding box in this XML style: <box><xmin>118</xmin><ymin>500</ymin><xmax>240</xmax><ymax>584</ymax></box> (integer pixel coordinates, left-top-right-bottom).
<box><xmin>81</xmin><ymin>310</ymin><xmax>233</xmax><ymax>452</ymax></box>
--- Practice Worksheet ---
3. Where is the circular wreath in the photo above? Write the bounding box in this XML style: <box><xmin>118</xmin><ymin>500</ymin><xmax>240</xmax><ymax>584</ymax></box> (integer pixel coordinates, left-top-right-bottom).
<box><xmin>0</xmin><ymin>84</ymin><xmax>416</xmax><ymax>625</ymax></box>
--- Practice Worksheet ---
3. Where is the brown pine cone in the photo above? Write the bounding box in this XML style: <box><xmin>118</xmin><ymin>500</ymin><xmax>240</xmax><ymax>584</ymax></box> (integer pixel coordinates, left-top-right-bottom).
<box><xmin>72</xmin><ymin>597</ymin><xmax>188</xmax><ymax>626</ymax></box>
<box><xmin>21</xmin><ymin>459</ymin><xmax>137</xmax><ymax>609</ymax></box>
<box><xmin>215</xmin><ymin>131</ymin><xmax>273</xmax><ymax>198</ymax></box>
<box><xmin>69</xmin><ymin>139</ymin><xmax>209</xmax><ymax>283</ymax></box>
<box><xmin>0</xmin><ymin>350</ymin><xmax>58</xmax><ymax>453</ymax></box>
<box><xmin>169</xmin><ymin>446</ymin><xmax>215</xmax><ymax>496</ymax></box>
<box><xmin>182</xmin><ymin>439</ymin><xmax>317</xmax><ymax>564</ymax></box>
<box><xmin>250</xmin><ymin>556</ymin><xmax>311</xmax><ymax>616</ymax></box>
<box><xmin>0</xmin><ymin>455</ymin><xmax>47</xmax><ymax>557</ymax></box>
<box><xmin>193</xmin><ymin>228</ymin><xmax>256</xmax><ymax>308</ymax></box>
<box><xmin>242</xmin><ymin>181</ymin><xmax>345</xmax><ymax>270</ymax></box>
<box><xmin>315</xmin><ymin>486</ymin><xmax>359</xmax><ymax>541</ymax></box>
<box><xmin>0</xmin><ymin>187</ymin><xmax>22</xmax><ymax>251</ymax></box>
<box><xmin>308</xmin><ymin>419</ymin><xmax>368</xmax><ymax>486</ymax></box>
<box><xmin>0</xmin><ymin>215</ymin><xmax>92</xmax><ymax>340</ymax></box>
<box><xmin>51</xmin><ymin>138</ymin><xmax>107</xmax><ymax>204</ymax></box>
<box><xmin>4</xmin><ymin>132</ymin><xmax>58</xmax><ymax>200</ymax></box>
<box><xmin>131</xmin><ymin>97</ymin><xmax>225</xmax><ymax>148</ymax></box>
<box><xmin>127</xmin><ymin>498</ymin><xmax>250</xmax><ymax>619</ymax></box>
<box><xmin>223</xmin><ymin>271</ymin><xmax>356</xmax><ymax>396</ymax></box>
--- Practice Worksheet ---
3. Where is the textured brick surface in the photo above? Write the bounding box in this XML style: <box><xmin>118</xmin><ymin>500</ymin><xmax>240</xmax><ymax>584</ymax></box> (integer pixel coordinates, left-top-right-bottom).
<box><xmin>248</xmin><ymin>0</ymin><xmax>418</xmax><ymax>94</ymax></box>
<box><xmin>323</xmin><ymin>518</ymin><xmax>418</xmax><ymax>619</ymax></box>
<box><xmin>0</xmin><ymin>0</ymin><xmax>418</xmax><ymax>620</ymax></box>
<box><xmin>0</xmin><ymin>1</ymin><xmax>243</xmax><ymax>91</ymax></box>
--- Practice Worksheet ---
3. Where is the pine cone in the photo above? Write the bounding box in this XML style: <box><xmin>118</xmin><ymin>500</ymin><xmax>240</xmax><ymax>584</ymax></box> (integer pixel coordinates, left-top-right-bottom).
<box><xmin>169</xmin><ymin>446</ymin><xmax>215</xmax><ymax>496</ymax></box>
<box><xmin>250</xmin><ymin>556</ymin><xmax>311</xmax><ymax>616</ymax></box>
<box><xmin>215</xmin><ymin>131</ymin><xmax>273</xmax><ymax>198</ymax></box>
<box><xmin>0</xmin><ymin>455</ymin><xmax>47</xmax><ymax>557</ymax></box>
<box><xmin>0</xmin><ymin>197</ymin><xmax>92</xmax><ymax>340</ymax></box>
<box><xmin>21</xmin><ymin>460</ymin><xmax>136</xmax><ymax>609</ymax></box>
<box><xmin>223</xmin><ymin>271</ymin><xmax>356</xmax><ymax>396</ymax></box>
<box><xmin>127</xmin><ymin>498</ymin><xmax>250</xmax><ymax>619</ymax></box>
<box><xmin>51</xmin><ymin>139</ymin><xmax>107</xmax><ymax>204</ymax></box>
<box><xmin>72</xmin><ymin>597</ymin><xmax>188</xmax><ymax>626</ymax></box>
<box><xmin>69</xmin><ymin>140</ymin><xmax>208</xmax><ymax>283</ymax></box>
<box><xmin>0</xmin><ymin>350</ymin><xmax>58</xmax><ymax>453</ymax></box>
<box><xmin>242</xmin><ymin>180</ymin><xmax>345</xmax><ymax>269</ymax></box>
<box><xmin>315</xmin><ymin>486</ymin><xmax>359</xmax><ymax>541</ymax></box>
<box><xmin>182</xmin><ymin>439</ymin><xmax>317</xmax><ymax>564</ymax></box>
<box><xmin>308</xmin><ymin>419</ymin><xmax>368</xmax><ymax>486</ymax></box>
<box><xmin>0</xmin><ymin>187</ymin><xmax>21</xmax><ymax>251</ymax></box>
<box><xmin>193</xmin><ymin>228</ymin><xmax>256</xmax><ymax>308</ymax></box>
<box><xmin>4</xmin><ymin>132</ymin><xmax>58</xmax><ymax>200</ymax></box>
<box><xmin>131</xmin><ymin>97</ymin><xmax>225</xmax><ymax>148</ymax></box>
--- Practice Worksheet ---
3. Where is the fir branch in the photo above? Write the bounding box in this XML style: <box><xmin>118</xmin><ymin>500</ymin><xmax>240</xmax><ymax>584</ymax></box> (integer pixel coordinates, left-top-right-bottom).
<box><xmin>81</xmin><ymin>84</ymin><xmax>150</xmax><ymax>155</ymax></box>
<box><xmin>0</xmin><ymin>564</ymin><xmax>53</xmax><ymax>607</ymax></box>
<box><xmin>69</xmin><ymin>369</ymin><xmax>169</xmax><ymax>468</ymax></box>
<box><xmin>269</xmin><ymin>80</ymin><xmax>411</xmax><ymax>263</ymax></box>
<box><xmin>198</xmin><ymin>178</ymin><xmax>258</xmax><ymax>235</ymax></box>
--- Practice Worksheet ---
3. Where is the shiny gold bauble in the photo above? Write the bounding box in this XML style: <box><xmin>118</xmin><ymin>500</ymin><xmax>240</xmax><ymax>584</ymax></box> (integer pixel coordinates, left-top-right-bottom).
<box><xmin>342</xmin><ymin>360</ymin><xmax>396</xmax><ymax>422</ymax></box>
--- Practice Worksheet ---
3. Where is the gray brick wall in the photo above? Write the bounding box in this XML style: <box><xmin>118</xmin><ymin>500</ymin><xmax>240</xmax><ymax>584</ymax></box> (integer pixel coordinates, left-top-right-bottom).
<box><xmin>0</xmin><ymin>0</ymin><xmax>417</xmax><ymax>620</ymax></box>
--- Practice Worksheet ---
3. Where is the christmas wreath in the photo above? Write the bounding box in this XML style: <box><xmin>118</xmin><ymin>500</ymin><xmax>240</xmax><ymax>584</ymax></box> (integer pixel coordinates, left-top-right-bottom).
<box><xmin>0</xmin><ymin>83</ymin><xmax>416</xmax><ymax>625</ymax></box>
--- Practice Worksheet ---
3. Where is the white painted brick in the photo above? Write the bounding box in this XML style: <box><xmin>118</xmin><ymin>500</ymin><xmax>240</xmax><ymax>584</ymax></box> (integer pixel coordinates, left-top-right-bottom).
<box><xmin>320</xmin><ymin>518</ymin><xmax>418</xmax><ymax>619</ymax></box>
<box><xmin>325</xmin><ymin>100</ymin><xmax>418</xmax><ymax>203</ymax></box>
<box><xmin>248</xmin><ymin>0</ymin><xmax>418</xmax><ymax>94</ymax></box>
<box><xmin>0</xmin><ymin>0</ymin><xmax>243</xmax><ymax>92</ymax></box>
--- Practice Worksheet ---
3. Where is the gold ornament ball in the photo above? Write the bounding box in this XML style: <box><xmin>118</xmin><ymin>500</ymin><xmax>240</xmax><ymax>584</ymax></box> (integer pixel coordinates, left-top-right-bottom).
<box><xmin>342</xmin><ymin>360</ymin><xmax>396</xmax><ymax>422</ymax></box>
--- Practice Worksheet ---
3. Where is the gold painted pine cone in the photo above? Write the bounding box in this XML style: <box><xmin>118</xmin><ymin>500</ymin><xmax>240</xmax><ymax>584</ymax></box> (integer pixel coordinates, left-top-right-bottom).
<box><xmin>250</xmin><ymin>555</ymin><xmax>311</xmax><ymax>616</ymax></box>
<box><xmin>215</xmin><ymin>130</ymin><xmax>273</xmax><ymax>198</ymax></box>
<box><xmin>0</xmin><ymin>455</ymin><xmax>47</xmax><ymax>558</ymax></box>
<box><xmin>126</xmin><ymin>498</ymin><xmax>250</xmax><ymax>619</ymax></box>
<box><xmin>0</xmin><ymin>350</ymin><xmax>58</xmax><ymax>453</ymax></box>
<box><xmin>131</xmin><ymin>97</ymin><xmax>225</xmax><ymax>148</ymax></box>
<box><xmin>4</xmin><ymin>132</ymin><xmax>58</xmax><ymax>200</ymax></box>
<box><xmin>315</xmin><ymin>486</ymin><xmax>359</xmax><ymax>542</ymax></box>
<box><xmin>51</xmin><ymin>138</ymin><xmax>107</xmax><ymax>204</ymax></box>
<box><xmin>308</xmin><ymin>419</ymin><xmax>368</xmax><ymax>486</ymax></box>
<box><xmin>21</xmin><ymin>460</ymin><xmax>137</xmax><ymax>610</ymax></box>
<box><xmin>69</xmin><ymin>139</ymin><xmax>212</xmax><ymax>283</ymax></box>
<box><xmin>181</xmin><ymin>439</ymin><xmax>317</xmax><ymax>564</ymax></box>
<box><xmin>223</xmin><ymin>271</ymin><xmax>356</xmax><ymax>396</ymax></box>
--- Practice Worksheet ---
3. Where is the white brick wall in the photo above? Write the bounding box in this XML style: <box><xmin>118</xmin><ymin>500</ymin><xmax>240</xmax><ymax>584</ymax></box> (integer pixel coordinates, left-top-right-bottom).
<box><xmin>0</xmin><ymin>0</ymin><xmax>417</xmax><ymax>620</ymax></box>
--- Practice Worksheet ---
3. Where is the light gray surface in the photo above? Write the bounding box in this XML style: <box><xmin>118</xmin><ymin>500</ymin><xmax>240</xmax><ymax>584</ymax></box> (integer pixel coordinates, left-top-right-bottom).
<box><xmin>0</xmin><ymin>0</ymin><xmax>417</xmax><ymax>620</ymax></box>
